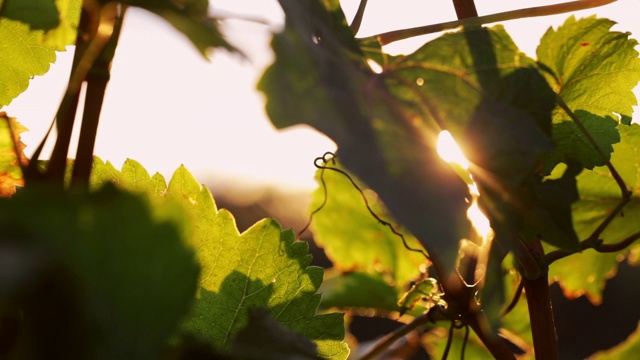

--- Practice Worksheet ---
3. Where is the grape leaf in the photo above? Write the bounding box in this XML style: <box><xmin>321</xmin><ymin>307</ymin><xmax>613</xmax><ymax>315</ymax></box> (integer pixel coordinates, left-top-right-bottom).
<box><xmin>0</xmin><ymin>0</ymin><xmax>59</xmax><ymax>30</ymax></box>
<box><xmin>543</xmin><ymin>112</ymin><xmax>620</xmax><ymax>173</ymax></box>
<box><xmin>103</xmin><ymin>0</ymin><xmax>236</xmax><ymax>56</ymax></box>
<box><xmin>0</xmin><ymin>17</ymin><xmax>56</xmax><ymax>106</ymax></box>
<box><xmin>0</xmin><ymin>184</ymin><xmax>200</xmax><ymax>359</ymax></box>
<box><xmin>0</xmin><ymin>113</ymin><xmax>27</xmax><ymax>196</ymax></box>
<box><xmin>181</xmin><ymin>212</ymin><xmax>349</xmax><ymax>359</ymax></box>
<box><xmin>260</xmin><ymin>0</ymin><xmax>473</xmax><ymax>278</ymax></box>
<box><xmin>537</xmin><ymin>16</ymin><xmax>640</xmax><ymax>173</ymax></box>
<box><xmin>385</xmin><ymin>25</ymin><xmax>579</xmax><ymax>253</ymax></box>
<box><xmin>90</xmin><ymin>159</ymin><xmax>349</xmax><ymax>359</ymax></box>
<box><xmin>41</xmin><ymin>0</ymin><xmax>82</xmax><ymax>51</ymax></box>
<box><xmin>590</xmin><ymin>321</ymin><xmax>640</xmax><ymax>359</ymax></box>
<box><xmin>549</xmin><ymin>124</ymin><xmax>640</xmax><ymax>304</ymax></box>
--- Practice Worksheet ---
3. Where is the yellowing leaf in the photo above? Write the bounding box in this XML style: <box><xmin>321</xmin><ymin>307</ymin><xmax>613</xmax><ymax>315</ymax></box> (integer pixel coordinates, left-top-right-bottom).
<box><xmin>0</xmin><ymin>113</ymin><xmax>27</xmax><ymax>196</ymax></box>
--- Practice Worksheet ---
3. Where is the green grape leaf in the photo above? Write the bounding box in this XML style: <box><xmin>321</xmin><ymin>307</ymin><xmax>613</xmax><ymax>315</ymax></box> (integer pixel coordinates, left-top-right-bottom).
<box><xmin>590</xmin><ymin>321</ymin><xmax>640</xmax><ymax>359</ymax></box>
<box><xmin>91</xmin><ymin>158</ymin><xmax>170</xmax><ymax>201</ymax></box>
<box><xmin>158</xmin><ymin>165</ymin><xmax>346</xmax><ymax>359</ymax></box>
<box><xmin>90</xmin><ymin>158</ymin><xmax>349</xmax><ymax>358</ymax></box>
<box><xmin>0</xmin><ymin>184</ymin><xmax>200</xmax><ymax>359</ymax></box>
<box><xmin>550</xmin><ymin>124</ymin><xmax>640</xmax><ymax>304</ymax></box>
<box><xmin>260</xmin><ymin>0</ymin><xmax>472</xmax><ymax>278</ymax></box>
<box><xmin>308</xmin><ymin>161</ymin><xmax>427</xmax><ymax>291</ymax></box>
<box><xmin>388</xmin><ymin>25</ymin><xmax>566</xmax><ymax>251</ymax></box>
<box><xmin>0</xmin><ymin>113</ymin><xmax>27</xmax><ymax>196</ymax></box>
<box><xmin>182</xmin><ymin>214</ymin><xmax>348</xmax><ymax>359</ymax></box>
<box><xmin>543</xmin><ymin>111</ymin><xmax>621</xmax><ymax>173</ymax></box>
<box><xmin>42</xmin><ymin>0</ymin><xmax>82</xmax><ymax>51</ymax></box>
<box><xmin>537</xmin><ymin>16</ymin><xmax>640</xmax><ymax>173</ymax></box>
<box><xmin>105</xmin><ymin>0</ymin><xmax>236</xmax><ymax>56</ymax></box>
<box><xmin>0</xmin><ymin>0</ymin><xmax>59</xmax><ymax>30</ymax></box>
<box><xmin>0</xmin><ymin>18</ymin><xmax>56</xmax><ymax>106</ymax></box>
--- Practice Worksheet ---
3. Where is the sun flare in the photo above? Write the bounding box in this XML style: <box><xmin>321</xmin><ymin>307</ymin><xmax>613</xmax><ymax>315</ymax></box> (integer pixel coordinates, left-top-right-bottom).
<box><xmin>436</xmin><ymin>130</ymin><xmax>469</xmax><ymax>170</ymax></box>
<box><xmin>436</xmin><ymin>131</ymin><xmax>492</xmax><ymax>244</ymax></box>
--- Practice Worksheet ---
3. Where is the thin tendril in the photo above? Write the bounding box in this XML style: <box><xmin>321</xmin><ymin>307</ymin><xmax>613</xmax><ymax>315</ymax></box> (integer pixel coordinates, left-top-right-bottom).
<box><xmin>461</xmin><ymin>324</ymin><xmax>469</xmax><ymax>360</ymax></box>
<box><xmin>501</xmin><ymin>279</ymin><xmax>524</xmax><ymax>317</ymax></box>
<box><xmin>442</xmin><ymin>321</ymin><xmax>455</xmax><ymax>360</ymax></box>
<box><xmin>309</xmin><ymin>152</ymin><xmax>430</xmax><ymax>260</ymax></box>
<box><xmin>297</xmin><ymin>152</ymin><xmax>333</xmax><ymax>238</ymax></box>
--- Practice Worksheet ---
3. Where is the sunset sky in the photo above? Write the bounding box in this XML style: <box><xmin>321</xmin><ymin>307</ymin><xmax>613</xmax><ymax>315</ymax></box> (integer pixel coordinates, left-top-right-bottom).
<box><xmin>4</xmin><ymin>0</ymin><xmax>639</xmax><ymax>190</ymax></box>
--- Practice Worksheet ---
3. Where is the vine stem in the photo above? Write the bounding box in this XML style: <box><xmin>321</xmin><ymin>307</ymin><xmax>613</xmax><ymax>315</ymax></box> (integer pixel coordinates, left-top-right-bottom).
<box><xmin>72</xmin><ymin>5</ymin><xmax>126</xmax><ymax>185</ymax></box>
<box><xmin>46</xmin><ymin>2</ymin><xmax>121</xmax><ymax>184</ymax></box>
<box><xmin>452</xmin><ymin>0</ymin><xmax>478</xmax><ymax>19</ymax></box>
<box><xmin>366</xmin><ymin>0</ymin><xmax>616</xmax><ymax>45</ymax></box>
<box><xmin>543</xmin><ymin>231</ymin><xmax>640</xmax><ymax>265</ymax></box>
<box><xmin>466</xmin><ymin>314</ymin><xmax>516</xmax><ymax>360</ymax></box>
<box><xmin>523</xmin><ymin>239</ymin><xmax>559</xmax><ymax>360</ymax></box>
<box><xmin>349</xmin><ymin>0</ymin><xmax>368</xmax><ymax>35</ymax></box>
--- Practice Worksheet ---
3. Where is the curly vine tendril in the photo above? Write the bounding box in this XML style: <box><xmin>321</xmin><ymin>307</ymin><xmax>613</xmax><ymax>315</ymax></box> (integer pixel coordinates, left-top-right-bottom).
<box><xmin>298</xmin><ymin>152</ymin><xmax>430</xmax><ymax>260</ymax></box>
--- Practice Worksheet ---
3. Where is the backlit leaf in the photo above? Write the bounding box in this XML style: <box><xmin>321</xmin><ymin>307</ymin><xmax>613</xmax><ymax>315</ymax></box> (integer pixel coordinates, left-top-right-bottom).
<box><xmin>549</xmin><ymin>124</ymin><xmax>640</xmax><ymax>304</ymax></box>
<box><xmin>41</xmin><ymin>0</ymin><xmax>82</xmax><ymax>51</ymax></box>
<box><xmin>0</xmin><ymin>113</ymin><xmax>27</xmax><ymax>196</ymax></box>
<box><xmin>91</xmin><ymin>159</ymin><xmax>349</xmax><ymax>358</ymax></box>
<box><xmin>181</xmin><ymin>211</ymin><xmax>348</xmax><ymax>359</ymax></box>
<box><xmin>260</xmin><ymin>0</ymin><xmax>472</xmax><ymax>278</ymax></box>
<box><xmin>0</xmin><ymin>18</ymin><xmax>56</xmax><ymax>106</ymax></box>
<box><xmin>537</xmin><ymin>16</ymin><xmax>640</xmax><ymax>173</ymax></box>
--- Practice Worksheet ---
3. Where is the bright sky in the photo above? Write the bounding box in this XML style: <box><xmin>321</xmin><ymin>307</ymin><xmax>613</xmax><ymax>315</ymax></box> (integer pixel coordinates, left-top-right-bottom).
<box><xmin>3</xmin><ymin>0</ymin><xmax>639</xmax><ymax>190</ymax></box>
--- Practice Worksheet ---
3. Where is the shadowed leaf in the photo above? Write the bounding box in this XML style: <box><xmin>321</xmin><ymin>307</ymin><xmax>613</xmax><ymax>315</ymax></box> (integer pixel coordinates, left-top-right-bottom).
<box><xmin>0</xmin><ymin>0</ymin><xmax>59</xmax><ymax>30</ymax></box>
<box><xmin>0</xmin><ymin>185</ymin><xmax>200</xmax><ymax>358</ymax></box>
<box><xmin>590</xmin><ymin>321</ymin><xmax>640</xmax><ymax>359</ymax></box>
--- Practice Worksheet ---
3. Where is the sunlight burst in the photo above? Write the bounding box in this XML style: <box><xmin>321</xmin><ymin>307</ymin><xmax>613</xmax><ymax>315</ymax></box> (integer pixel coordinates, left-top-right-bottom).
<box><xmin>436</xmin><ymin>131</ymin><xmax>492</xmax><ymax>243</ymax></box>
<box><xmin>436</xmin><ymin>130</ymin><xmax>469</xmax><ymax>169</ymax></box>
